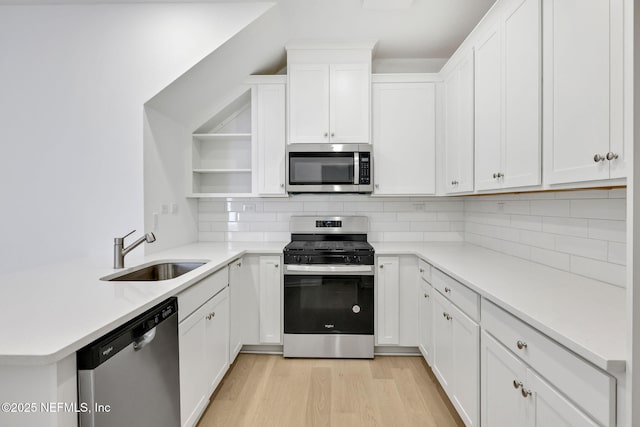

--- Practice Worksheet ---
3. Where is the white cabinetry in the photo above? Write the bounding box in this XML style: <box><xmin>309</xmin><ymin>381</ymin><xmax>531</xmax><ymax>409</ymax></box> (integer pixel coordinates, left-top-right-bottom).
<box><xmin>418</xmin><ymin>262</ymin><xmax>433</xmax><ymax>364</ymax></box>
<box><xmin>259</xmin><ymin>256</ymin><xmax>282</xmax><ymax>344</ymax></box>
<box><xmin>286</xmin><ymin>43</ymin><xmax>374</xmax><ymax>145</ymax></box>
<box><xmin>475</xmin><ymin>0</ymin><xmax>541</xmax><ymax>191</ymax></box>
<box><xmin>252</xmin><ymin>77</ymin><xmax>286</xmax><ymax>195</ymax></box>
<box><xmin>542</xmin><ymin>0</ymin><xmax>625</xmax><ymax>184</ymax></box>
<box><xmin>431</xmin><ymin>271</ymin><xmax>479</xmax><ymax>427</ymax></box>
<box><xmin>376</xmin><ymin>256</ymin><xmax>400</xmax><ymax>345</ymax></box>
<box><xmin>178</xmin><ymin>268</ymin><xmax>229</xmax><ymax>427</ymax></box>
<box><xmin>372</xmin><ymin>77</ymin><xmax>436</xmax><ymax>195</ymax></box>
<box><xmin>443</xmin><ymin>53</ymin><xmax>475</xmax><ymax>194</ymax></box>
<box><xmin>482</xmin><ymin>331</ymin><xmax>599</xmax><ymax>427</ymax></box>
<box><xmin>482</xmin><ymin>299</ymin><xmax>615</xmax><ymax>426</ymax></box>
<box><xmin>228</xmin><ymin>259</ymin><xmax>244</xmax><ymax>363</ymax></box>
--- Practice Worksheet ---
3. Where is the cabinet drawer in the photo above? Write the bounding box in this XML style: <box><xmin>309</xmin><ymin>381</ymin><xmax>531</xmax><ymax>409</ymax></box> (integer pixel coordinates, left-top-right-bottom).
<box><xmin>178</xmin><ymin>267</ymin><xmax>228</xmax><ymax>322</ymax></box>
<box><xmin>482</xmin><ymin>299</ymin><xmax>615</xmax><ymax>427</ymax></box>
<box><xmin>431</xmin><ymin>268</ymin><xmax>479</xmax><ymax>322</ymax></box>
<box><xmin>418</xmin><ymin>259</ymin><xmax>431</xmax><ymax>284</ymax></box>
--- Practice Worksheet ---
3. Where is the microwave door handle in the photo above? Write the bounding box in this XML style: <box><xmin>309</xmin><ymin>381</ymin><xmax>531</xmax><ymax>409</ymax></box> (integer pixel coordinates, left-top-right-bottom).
<box><xmin>354</xmin><ymin>152</ymin><xmax>359</xmax><ymax>185</ymax></box>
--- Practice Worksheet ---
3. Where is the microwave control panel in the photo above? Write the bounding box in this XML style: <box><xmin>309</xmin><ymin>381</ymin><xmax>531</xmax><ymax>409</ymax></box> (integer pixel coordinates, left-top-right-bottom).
<box><xmin>359</xmin><ymin>153</ymin><xmax>370</xmax><ymax>185</ymax></box>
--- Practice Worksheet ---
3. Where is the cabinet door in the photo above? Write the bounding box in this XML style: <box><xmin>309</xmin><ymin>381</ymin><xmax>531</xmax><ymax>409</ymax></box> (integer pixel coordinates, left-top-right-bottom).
<box><xmin>228</xmin><ymin>259</ymin><xmax>243</xmax><ymax>364</ymax></box>
<box><xmin>204</xmin><ymin>288</ymin><xmax>229</xmax><ymax>395</ymax></box>
<box><xmin>179</xmin><ymin>301</ymin><xmax>210</xmax><ymax>427</ymax></box>
<box><xmin>502</xmin><ymin>0</ymin><xmax>541</xmax><ymax>188</ymax></box>
<box><xmin>256</xmin><ymin>84</ymin><xmax>286</xmax><ymax>194</ymax></box>
<box><xmin>288</xmin><ymin>64</ymin><xmax>330</xmax><ymax>144</ymax></box>
<box><xmin>330</xmin><ymin>63</ymin><xmax>370</xmax><ymax>143</ymax></box>
<box><xmin>529</xmin><ymin>370</ymin><xmax>599</xmax><ymax>427</ymax></box>
<box><xmin>431</xmin><ymin>290</ymin><xmax>453</xmax><ymax>390</ymax></box>
<box><xmin>376</xmin><ymin>257</ymin><xmax>400</xmax><ymax>345</ymax></box>
<box><xmin>450</xmin><ymin>302</ymin><xmax>480</xmax><ymax>426</ymax></box>
<box><xmin>372</xmin><ymin>82</ymin><xmax>436</xmax><ymax>195</ymax></box>
<box><xmin>259</xmin><ymin>256</ymin><xmax>282</xmax><ymax>344</ymax></box>
<box><xmin>481</xmin><ymin>331</ymin><xmax>530</xmax><ymax>427</ymax></box>
<box><xmin>543</xmin><ymin>0</ymin><xmax>623</xmax><ymax>183</ymax></box>
<box><xmin>474</xmin><ymin>25</ymin><xmax>503</xmax><ymax>191</ymax></box>
<box><xmin>418</xmin><ymin>280</ymin><xmax>433</xmax><ymax>364</ymax></box>
<box><xmin>445</xmin><ymin>53</ymin><xmax>475</xmax><ymax>194</ymax></box>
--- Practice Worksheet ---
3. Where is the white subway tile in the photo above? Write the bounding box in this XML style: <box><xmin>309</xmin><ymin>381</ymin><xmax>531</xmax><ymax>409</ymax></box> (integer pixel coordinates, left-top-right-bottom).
<box><xmin>383</xmin><ymin>201</ymin><xmax>425</xmax><ymax>212</ymax></box>
<box><xmin>555</xmin><ymin>235</ymin><xmax>608</xmax><ymax>260</ymax></box>
<box><xmin>556</xmin><ymin>189</ymin><xmax>610</xmax><ymax>199</ymax></box>
<box><xmin>264</xmin><ymin>232</ymin><xmax>290</xmax><ymax>242</ymax></box>
<box><xmin>343</xmin><ymin>201</ymin><xmax>384</xmax><ymax>212</ymax></box>
<box><xmin>303</xmin><ymin>202</ymin><xmax>344</xmax><ymax>212</ymax></box>
<box><xmin>396</xmin><ymin>212</ymin><xmax>437</xmax><ymax>221</ymax></box>
<box><xmin>502</xmin><ymin>201</ymin><xmax>530</xmax><ymax>215</ymax></box>
<box><xmin>200</xmin><ymin>212</ymin><xmax>237</xmax><ymax>222</ymax></box>
<box><xmin>263</xmin><ymin>201</ymin><xmax>304</xmax><ymax>212</ymax></box>
<box><xmin>225</xmin><ymin>232</ymin><xmax>265</xmax><ymax>242</ymax></box>
<box><xmin>382</xmin><ymin>232</ymin><xmax>424</xmax><ymax>242</ymax></box>
<box><xmin>570</xmin><ymin>256</ymin><xmax>626</xmax><ymax>287</ymax></box>
<box><xmin>198</xmin><ymin>222</ymin><xmax>212</xmax><ymax>232</ymax></box>
<box><xmin>570</xmin><ymin>198</ymin><xmax>626</xmax><ymax>220</ymax></box>
<box><xmin>424</xmin><ymin>201</ymin><xmax>464</xmax><ymax>211</ymax></box>
<box><xmin>467</xmin><ymin>222</ymin><xmax>519</xmax><ymax>242</ymax></box>
<box><xmin>542</xmin><ymin>217</ymin><xmax>589</xmax><ymax>237</ymax></box>
<box><xmin>518</xmin><ymin>192</ymin><xmax>555</xmax><ymax>200</ymax></box>
<box><xmin>410</xmin><ymin>222</ymin><xmax>451</xmax><ymax>232</ymax></box>
<box><xmin>225</xmin><ymin>201</ymin><xmax>263</xmax><ymax>212</ymax></box>
<box><xmin>437</xmin><ymin>211</ymin><xmax>465</xmax><ymax>221</ymax></box>
<box><xmin>198</xmin><ymin>201</ymin><xmax>226</xmax><ymax>212</ymax></box>
<box><xmin>423</xmin><ymin>232</ymin><xmax>464</xmax><ymax>242</ymax></box>
<box><xmin>450</xmin><ymin>221</ymin><xmax>465</xmax><ymax>232</ymax></box>
<box><xmin>368</xmin><ymin>232</ymin><xmax>384</xmax><ymax>242</ymax></box>
<box><xmin>249</xmin><ymin>222</ymin><xmax>290</xmax><ymax>232</ymax></box>
<box><xmin>199</xmin><ymin>232</ymin><xmax>224</xmax><ymax>242</ymax></box>
<box><xmin>235</xmin><ymin>212</ymin><xmax>277</xmax><ymax>222</ymax></box>
<box><xmin>212</xmin><ymin>222</ymin><xmax>251</xmax><ymax>232</ymax></box>
<box><xmin>608</xmin><ymin>242</ymin><xmax>627</xmax><ymax>265</ymax></box>
<box><xmin>530</xmin><ymin>200</ymin><xmax>570</xmax><ymax>217</ymax></box>
<box><xmin>500</xmin><ymin>240</ymin><xmax>531</xmax><ymax>260</ymax></box>
<box><xmin>588</xmin><ymin>219</ymin><xmax>626</xmax><ymax>243</ymax></box>
<box><xmin>371</xmin><ymin>222</ymin><xmax>412</xmax><ymax>232</ymax></box>
<box><xmin>510</xmin><ymin>215</ymin><xmax>542</xmax><ymax>231</ymax></box>
<box><xmin>530</xmin><ymin>247</ymin><xmax>571</xmax><ymax>271</ymax></box>
<box><xmin>608</xmin><ymin>188</ymin><xmax>627</xmax><ymax>199</ymax></box>
<box><xmin>366</xmin><ymin>212</ymin><xmax>398</xmax><ymax>221</ymax></box>
<box><xmin>484</xmin><ymin>213</ymin><xmax>511</xmax><ymax>227</ymax></box>
<box><xmin>519</xmin><ymin>230</ymin><xmax>555</xmax><ymax>250</ymax></box>
<box><xmin>277</xmin><ymin>212</ymin><xmax>294</xmax><ymax>222</ymax></box>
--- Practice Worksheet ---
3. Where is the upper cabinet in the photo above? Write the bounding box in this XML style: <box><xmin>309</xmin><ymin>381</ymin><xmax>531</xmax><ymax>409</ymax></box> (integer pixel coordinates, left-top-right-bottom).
<box><xmin>542</xmin><ymin>0</ymin><xmax>626</xmax><ymax>184</ymax></box>
<box><xmin>474</xmin><ymin>0</ymin><xmax>541</xmax><ymax>191</ymax></box>
<box><xmin>372</xmin><ymin>76</ymin><xmax>437</xmax><ymax>195</ymax></box>
<box><xmin>286</xmin><ymin>42</ymin><xmax>375</xmax><ymax>144</ymax></box>
<box><xmin>443</xmin><ymin>52</ymin><xmax>475</xmax><ymax>194</ymax></box>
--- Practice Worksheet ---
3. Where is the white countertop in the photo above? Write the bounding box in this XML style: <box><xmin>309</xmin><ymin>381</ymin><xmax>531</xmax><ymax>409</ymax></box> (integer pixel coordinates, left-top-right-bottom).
<box><xmin>0</xmin><ymin>242</ymin><xmax>285</xmax><ymax>366</ymax></box>
<box><xmin>373</xmin><ymin>242</ymin><xmax>626</xmax><ymax>373</ymax></box>
<box><xmin>0</xmin><ymin>241</ymin><xmax>626</xmax><ymax>374</ymax></box>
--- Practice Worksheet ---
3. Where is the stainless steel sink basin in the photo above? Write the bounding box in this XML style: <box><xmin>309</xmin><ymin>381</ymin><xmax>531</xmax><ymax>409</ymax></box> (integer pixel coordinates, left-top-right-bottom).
<box><xmin>102</xmin><ymin>261</ymin><xmax>208</xmax><ymax>282</ymax></box>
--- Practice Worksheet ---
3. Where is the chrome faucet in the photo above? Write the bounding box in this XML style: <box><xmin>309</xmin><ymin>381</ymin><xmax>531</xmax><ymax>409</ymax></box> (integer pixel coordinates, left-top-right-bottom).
<box><xmin>113</xmin><ymin>230</ymin><xmax>156</xmax><ymax>269</ymax></box>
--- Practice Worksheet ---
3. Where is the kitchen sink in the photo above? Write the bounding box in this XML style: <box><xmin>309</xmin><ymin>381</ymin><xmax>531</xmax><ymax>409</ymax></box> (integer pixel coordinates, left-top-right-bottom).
<box><xmin>101</xmin><ymin>261</ymin><xmax>208</xmax><ymax>282</ymax></box>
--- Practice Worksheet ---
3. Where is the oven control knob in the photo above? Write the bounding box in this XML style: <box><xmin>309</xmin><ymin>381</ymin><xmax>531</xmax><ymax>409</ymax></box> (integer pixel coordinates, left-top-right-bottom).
<box><xmin>353</xmin><ymin>256</ymin><xmax>361</xmax><ymax>264</ymax></box>
<box><xmin>305</xmin><ymin>256</ymin><xmax>312</xmax><ymax>264</ymax></box>
<box><xmin>344</xmin><ymin>256</ymin><xmax>351</xmax><ymax>264</ymax></box>
<box><xmin>352</xmin><ymin>305</ymin><xmax>361</xmax><ymax>314</ymax></box>
<box><xmin>295</xmin><ymin>256</ymin><xmax>302</xmax><ymax>263</ymax></box>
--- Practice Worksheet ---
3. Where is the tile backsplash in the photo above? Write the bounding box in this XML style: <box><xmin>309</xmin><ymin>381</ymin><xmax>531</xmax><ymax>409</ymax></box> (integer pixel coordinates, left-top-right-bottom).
<box><xmin>464</xmin><ymin>188</ymin><xmax>627</xmax><ymax>287</ymax></box>
<box><xmin>198</xmin><ymin>195</ymin><xmax>465</xmax><ymax>243</ymax></box>
<box><xmin>198</xmin><ymin>188</ymin><xmax>627</xmax><ymax>287</ymax></box>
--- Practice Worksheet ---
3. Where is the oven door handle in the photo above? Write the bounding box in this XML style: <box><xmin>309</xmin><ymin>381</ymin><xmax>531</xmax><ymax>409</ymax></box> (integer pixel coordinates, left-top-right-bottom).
<box><xmin>284</xmin><ymin>265</ymin><xmax>374</xmax><ymax>275</ymax></box>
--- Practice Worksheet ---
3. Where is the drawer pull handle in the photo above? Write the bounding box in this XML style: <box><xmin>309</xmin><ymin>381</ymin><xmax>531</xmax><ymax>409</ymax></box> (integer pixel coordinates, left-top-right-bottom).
<box><xmin>521</xmin><ymin>388</ymin><xmax>532</xmax><ymax>398</ymax></box>
<box><xmin>424</xmin><ymin>293</ymin><xmax>428</xmax><ymax>298</ymax></box>
<box><xmin>513</xmin><ymin>380</ymin><xmax>523</xmax><ymax>389</ymax></box>
<box><xmin>419</xmin><ymin>268</ymin><xmax>424</xmax><ymax>273</ymax></box>
<box><xmin>516</xmin><ymin>340</ymin><xmax>528</xmax><ymax>350</ymax></box>
<box><xmin>444</xmin><ymin>287</ymin><xmax>451</xmax><ymax>293</ymax></box>
<box><xmin>206</xmin><ymin>312</ymin><xmax>216</xmax><ymax>320</ymax></box>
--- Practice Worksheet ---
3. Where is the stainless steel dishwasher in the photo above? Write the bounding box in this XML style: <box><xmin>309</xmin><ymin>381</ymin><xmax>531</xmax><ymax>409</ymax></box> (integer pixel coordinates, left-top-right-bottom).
<box><xmin>77</xmin><ymin>297</ymin><xmax>180</xmax><ymax>427</ymax></box>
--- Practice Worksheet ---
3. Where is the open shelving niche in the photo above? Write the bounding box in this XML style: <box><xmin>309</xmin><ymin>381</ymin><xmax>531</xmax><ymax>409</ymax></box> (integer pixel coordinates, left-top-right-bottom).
<box><xmin>188</xmin><ymin>89</ymin><xmax>257</xmax><ymax>197</ymax></box>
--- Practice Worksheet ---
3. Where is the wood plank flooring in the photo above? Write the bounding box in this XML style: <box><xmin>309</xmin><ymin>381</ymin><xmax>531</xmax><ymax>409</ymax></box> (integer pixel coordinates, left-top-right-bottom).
<box><xmin>197</xmin><ymin>354</ymin><xmax>465</xmax><ymax>427</ymax></box>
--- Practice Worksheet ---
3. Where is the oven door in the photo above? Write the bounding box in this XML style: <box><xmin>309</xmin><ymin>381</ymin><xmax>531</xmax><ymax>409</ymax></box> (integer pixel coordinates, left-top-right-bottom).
<box><xmin>284</xmin><ymin>266</ymin><xmax>374</xmax><ymax>335</ymax></box>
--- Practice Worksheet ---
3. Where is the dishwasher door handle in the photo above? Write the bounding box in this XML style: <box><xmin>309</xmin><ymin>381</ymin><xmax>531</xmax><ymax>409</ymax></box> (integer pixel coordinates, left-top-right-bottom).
<box><xmin>133</xmin><ymin>327</ymin><xmax>157</xmax><ymax>351</ymax></box>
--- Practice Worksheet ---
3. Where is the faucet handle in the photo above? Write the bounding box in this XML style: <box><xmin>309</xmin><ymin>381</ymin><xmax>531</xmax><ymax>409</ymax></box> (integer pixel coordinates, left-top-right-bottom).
<box><xmin>115</xmin><ymin>229</ymin><xmax>136</xmax><ymax>243</ymax></box>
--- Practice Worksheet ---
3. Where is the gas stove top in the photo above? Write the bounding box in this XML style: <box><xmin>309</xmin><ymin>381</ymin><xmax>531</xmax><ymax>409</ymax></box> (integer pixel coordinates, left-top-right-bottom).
<box><xmin>283</xmin><ymin>216</ymin><xmax>375</xmax><ymax>265</ymax></box>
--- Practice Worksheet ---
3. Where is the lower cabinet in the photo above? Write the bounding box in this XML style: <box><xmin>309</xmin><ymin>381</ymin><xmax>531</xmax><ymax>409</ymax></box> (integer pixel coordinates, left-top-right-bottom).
<box><xmin>259</xmin><ymin>256</ymin><xmax>282</xmax><ymax>344</ymax></box>
<box><xmin>179</xmin><ymin>287</ymin><xmax>229</xmax><ymax>427</ymax></box>
<box><xmin>228</xmin><ymin>258</ymin><xmax>244</xmax><ymax>364</ymax></box>
<box><xmin>432</xmin><ymin>289</ymin><xmax>479</xmax><ymax>427</ymax></box>
<box><xmin>417</xmin><ymin>278</ymin><xmax>433</xmax><ymax>364</ymax></box>
<box><xmin>481</xmin><ymin>331</ymin><xmax>599</xmax><ymax>427</ymax></box>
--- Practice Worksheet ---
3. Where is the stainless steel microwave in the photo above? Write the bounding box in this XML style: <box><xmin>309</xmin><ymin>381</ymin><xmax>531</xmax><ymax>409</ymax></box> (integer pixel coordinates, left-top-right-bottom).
<box><xmin>286</xmin><ymin>144</ymin><xmax>373</xmax><ymax>193</ymax></box>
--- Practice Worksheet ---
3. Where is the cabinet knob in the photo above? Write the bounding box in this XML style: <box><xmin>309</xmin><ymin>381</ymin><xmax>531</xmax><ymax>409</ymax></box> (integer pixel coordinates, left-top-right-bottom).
<box><xmin>280</xmin><ymin>183</ymin><xmax>284</xmax><ymax>188</ymax></box>
<box><xmin>594</xmin><ymin>153</ymin><xmax>606</xmax><ymax>162</ymax></box>
<box><xmin>419</xmin><ymin>268</ymin><xmax>424</xmax><ymax>273</ymax></box>
<box><xmin>274</xmin><ymin>264</ymin><xmax>279</xmax><ymax>268</ymax></box>
<box><xmin>442</xmin><ymin>312</ymin><xmax>447</xmax><ymax>318</ymax></box>
<box><xmin>331</xmin><ymin>132</ymin><xmax>335</xmax><ymax>137</ymax></box>
<box><xmin>606</xmin><ymin>152</ymin><xmax>619</xmax><ymax>161</ymax></box>
<box><xmin>375</xmin><ymin>184</ymin><xmax>380</xmax><ymax>189</ymax></box>
<box><xmin>424</xmin><ymin>293</ymin><xmax>428</xmax><ymax>298</ymax></box>
<box><xmin>513</xmin><ymin>380</ymin><xmax>523</xmax><ymax>389</ymax></box>
<box><xmin>380</xmin><ymin>265</ymin><xmax>384</xmax><ymax>269</ymax></box>
<box><xmin>206</xmin><ymin>312</ymin><xmax>215</xmax><ymax>320</ymax></box>
<box><xmin>324</xmin><ymin>132</ymin><xmax>328</xmax><ymax>138</ymax></box>
<box><xmin>521</xmin><ymin>388</ymin><xmax>532</xmax><ymax>398</ymax></box>
<box><xmin>516</xmin><ymin>340</ymin><xmax>528</xmax><ymax>350</ymax></box>
<box><xmin>444</xmin><ymin>287</ymin><xmax>451</xmax><ymax>294</ymax></box>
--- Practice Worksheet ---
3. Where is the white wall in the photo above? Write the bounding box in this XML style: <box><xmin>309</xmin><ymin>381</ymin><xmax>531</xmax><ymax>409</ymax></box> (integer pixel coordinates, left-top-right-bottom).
<box><xmin>0</xmin><ymin>2</ymin><xmax>272</xmax><ymax>273</ymax></box>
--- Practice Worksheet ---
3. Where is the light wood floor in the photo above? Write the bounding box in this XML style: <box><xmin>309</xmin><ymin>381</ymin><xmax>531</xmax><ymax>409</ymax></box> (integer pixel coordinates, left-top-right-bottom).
<box><xmin>197</xmin><ymin>354</ymin><xmax>465</xmax><ymax>427</ymax></box>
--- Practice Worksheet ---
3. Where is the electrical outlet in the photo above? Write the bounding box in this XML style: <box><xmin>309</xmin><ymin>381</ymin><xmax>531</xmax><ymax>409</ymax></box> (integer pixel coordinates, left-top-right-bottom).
<box><xmin>171</xmin><ymin>203</ymin><xmax>179</xmax><ymax>214</ymax></box>
<box><xmin>160</xmin><ymin>204</ymin><xmax>169</xmax><ymax>214</ymax></box>
<box><xmin>497</xmin><ymin>202</ymin><xmax>505</xmax><ymax>212</ymax></box>
<box><xmin>152</xmin><ymin>212</ymin><xmax>159</xmax><ymax>230</ymax></box>
<box><xmin>243</xmin><ymin>203</ymin><xmax>256</xmax><ymax>212</ymax></box>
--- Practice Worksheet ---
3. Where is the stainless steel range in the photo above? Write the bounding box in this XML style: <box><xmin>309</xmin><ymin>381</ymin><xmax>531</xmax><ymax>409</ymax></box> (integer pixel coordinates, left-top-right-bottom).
<box><xmin>283</xmin><ymin>216</ymin><xmax>375</xmax><ymax>358</ymax></box>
